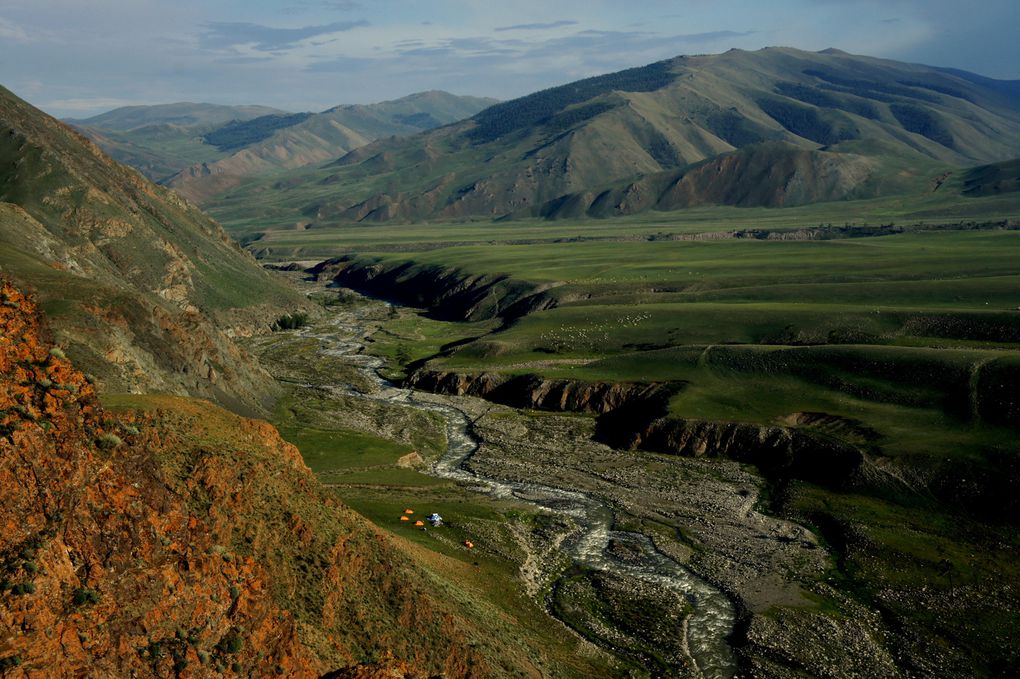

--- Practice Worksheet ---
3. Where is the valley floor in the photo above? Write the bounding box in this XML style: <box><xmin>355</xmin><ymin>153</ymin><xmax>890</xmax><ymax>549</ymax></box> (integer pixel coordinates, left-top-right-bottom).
<box><xmin>248</xmin><ymin>286</ymin><xmax>1020</xmax><ymax>676</ymax></box>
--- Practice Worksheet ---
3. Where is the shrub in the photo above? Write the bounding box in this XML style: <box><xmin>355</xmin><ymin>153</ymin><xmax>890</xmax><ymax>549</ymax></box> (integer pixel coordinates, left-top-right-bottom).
<box><xmin>271</xmin><ymin>312</ymin><xmax>309</xmax><ymax>331</ymax></box>
<box><xmin>96</xmin><ymin>433</ymin><xmax>123</xmax><ymax>450</ymax></box>
<box><xmin>217</xmin><ymin>632</ymin><xmax>243</xmax><ymax>654</ymax></box>
<box><xmin>72</xmin><ymin>587</ymin><xmax>101</xmax><ymax>606</ymax></box>
<box><xmin>49</xmin><ymin>347</ymin><xmax>66</xmax><ymax>360</ymax></box>
<box><xmin>0</xmin><ymin>656</ymin><xmax>23</xmax><ymax>670</ymax></box>
<box><xmin>11</xmin><ymin>582</ymin><xmax>36</xmax><ymax>595</ymax></box>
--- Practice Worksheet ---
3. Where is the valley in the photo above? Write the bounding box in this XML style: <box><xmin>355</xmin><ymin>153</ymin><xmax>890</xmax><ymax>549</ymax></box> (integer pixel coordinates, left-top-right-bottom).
<box><xmin>3</xmin><ymin>34</ymin><xmax>1020</xmax><ymax>676</ymax></box>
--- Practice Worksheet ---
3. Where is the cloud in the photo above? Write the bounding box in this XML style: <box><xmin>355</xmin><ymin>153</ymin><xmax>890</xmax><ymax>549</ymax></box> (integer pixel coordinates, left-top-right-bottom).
<box><xmin>281</xmin><ymin>1</ymin><xmax>362</xmax><ymax>15</ymax></box>
<box><xmin>199</xmin><ymin>19</ymin><xmax>368</xmax><ymax>52</ymax></box>
<box><xmin>495</xmin><ymin>20</ymin><xmax>578</xmax><ymax>32</ymax></box>
<box><xmin>0</xmin><ymin>16</ymin><xmax>30</xmax><ymax>42</ymax></box>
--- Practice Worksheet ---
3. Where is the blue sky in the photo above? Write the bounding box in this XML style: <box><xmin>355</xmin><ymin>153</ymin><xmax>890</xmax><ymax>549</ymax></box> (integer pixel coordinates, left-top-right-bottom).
<box><xmin>1</xmin><ymin>0</ymin><xmax>1018</xmax><ymax>117</ymax></box>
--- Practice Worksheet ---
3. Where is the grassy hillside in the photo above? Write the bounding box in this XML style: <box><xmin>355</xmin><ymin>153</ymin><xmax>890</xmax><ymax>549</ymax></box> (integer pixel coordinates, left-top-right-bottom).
<box><xmin>0</xmin><ymin>83</ymin><xmax>309</xmax><ymax>413</ymax></box>
<box><xmin>205</xmin><ymin>47</ymin><xmax>1020</xmax><ymax>225</ymax></box>
<box><xmin>70</xmin><ymin>93</ymin><xmax>495</xmax><ymax>187</ymax></box>
<box><xmin>66</xmin><ymin>102</ymin><xmax>286</xmax><ymax>131</ymax></box>
<box><xmin>166</xmin><ymin>91</ymin><xmax>497</xmax><ymax>205</ymax></box>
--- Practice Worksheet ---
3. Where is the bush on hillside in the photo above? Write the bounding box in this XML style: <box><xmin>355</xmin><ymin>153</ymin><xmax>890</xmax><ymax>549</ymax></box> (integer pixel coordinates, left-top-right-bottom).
<box><xmin>271</xmin><ymin>312</ymin><xmax>309</xmax><ymax>331</ymax></box>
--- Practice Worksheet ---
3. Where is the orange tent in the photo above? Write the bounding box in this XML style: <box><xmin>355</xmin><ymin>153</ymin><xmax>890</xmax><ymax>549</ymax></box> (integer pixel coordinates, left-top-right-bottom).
<box><xmin>463</xmin><ymin>541</ymin><xmax>474</xmax><ymax>549</ymax></box>
<box><xmin>400</xmin><ymin>516</ymin><xmax>410</xmax><ymax>522</ymax></box>
<box><xmin>414</xmin><ymin>521</ymin><xmax>425</xmax><ymax>527</ymax></box>
<box><xmin>404</xmin><ymin>509</ymin><xmax>415</xmax><ymax>514</ymax></box>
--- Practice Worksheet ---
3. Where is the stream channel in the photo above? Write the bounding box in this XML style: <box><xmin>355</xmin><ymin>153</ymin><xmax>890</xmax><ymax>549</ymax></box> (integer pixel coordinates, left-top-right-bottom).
<box><xmin>302</xmin><ymin>300</ymin><xmax>738</xmax><ymax>678</ymax></box>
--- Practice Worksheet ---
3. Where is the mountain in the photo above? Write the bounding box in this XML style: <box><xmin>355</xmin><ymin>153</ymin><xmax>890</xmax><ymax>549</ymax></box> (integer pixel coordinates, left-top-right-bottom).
<box><xmin>0</xmin><ymin>84</ymin><xmax>309</xmax><ymax>414</ymax></box>
<box><xmin>166</xmin><ymin>91</ymin><xmax>498</xmax><ymax>205</ymax></box>
<box><xmin>0</xmin><ymin>278</ymin><xmax>544</xmax><ymax>676</ymax></box>
<box><xmin>66</xmin><ymin>102</ymin><xmax>287</xmax><ymax>131</ymax></box>
<box><xmin>226</xmin><ymin>47</ymin><xmax>1020</xmax><ymax>224</ymax></box>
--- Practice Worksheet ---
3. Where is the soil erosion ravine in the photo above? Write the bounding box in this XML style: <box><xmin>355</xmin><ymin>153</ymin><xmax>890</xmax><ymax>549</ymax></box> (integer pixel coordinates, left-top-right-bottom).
<box><xmin>302</xmin><ymin>301</ymin><xmax>738</xmax><ymax>678</ymax></box>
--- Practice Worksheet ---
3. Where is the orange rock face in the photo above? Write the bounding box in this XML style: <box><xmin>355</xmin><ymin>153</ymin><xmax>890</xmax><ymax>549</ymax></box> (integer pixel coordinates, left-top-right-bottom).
<box><xmin>0</xmin><ymin>280</ymin><xmax>492</xmax><ymax>677</ymax></box>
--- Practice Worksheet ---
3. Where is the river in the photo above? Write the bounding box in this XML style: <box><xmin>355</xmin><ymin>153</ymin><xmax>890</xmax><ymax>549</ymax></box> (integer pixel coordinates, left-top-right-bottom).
<box><xmin>304</xmin><ymin>301</ymin><xmax>738</xmax><ymax>678</ymax></box>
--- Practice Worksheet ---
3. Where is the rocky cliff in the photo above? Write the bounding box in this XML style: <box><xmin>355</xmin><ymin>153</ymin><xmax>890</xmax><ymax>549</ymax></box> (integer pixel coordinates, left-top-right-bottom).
<box><xmin>408</xmin><ymin>369</ymin><xmax>673</xmax><ymax>415</ymax></box>
<box><xmin>310</xmin><ymin>256</ymin><xmax>557</xmax><ymax>322</ymax></box>
<box><xmin>0</xmin><ymin>279</ymin><xmax>537</xmax><ymax>677</ymax></box>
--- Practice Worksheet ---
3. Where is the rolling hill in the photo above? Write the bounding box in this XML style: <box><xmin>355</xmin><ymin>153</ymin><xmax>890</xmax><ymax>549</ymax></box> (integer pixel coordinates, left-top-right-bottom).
<box><xmin>69</xmin><ymin>93</ymin><xmax>497</xmax><ymax>196</ymax></box>
<box><xmin>165</xmin><ymin>90</ymin><xmax>498</xmax><ymax>205</ymax></box>
<box><xmin>66</xmin><ymin>102</ymin><xmax>287</xmax><ymax>131</ymax></box>
<box><xmin>0</xmin><ymin>84</ymin><xmax>309</xmax><ymax>414</ymax></box>
<box><xmin>209</xmin><ymin>47</ymin><xmax>1020</xmax><ymax>226</ymax></box>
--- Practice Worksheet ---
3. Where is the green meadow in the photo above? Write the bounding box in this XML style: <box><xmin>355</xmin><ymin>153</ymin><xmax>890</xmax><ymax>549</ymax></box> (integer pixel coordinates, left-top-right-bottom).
<box><xmin>231</xmin><ymin>210</ymin><xmax>1020</xmax><ymax>470</ymax></box>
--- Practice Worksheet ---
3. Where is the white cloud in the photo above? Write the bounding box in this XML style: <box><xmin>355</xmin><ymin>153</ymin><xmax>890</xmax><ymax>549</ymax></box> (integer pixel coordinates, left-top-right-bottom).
<box><xmin>0</xmin><ymin>16</ymin><xmax>30</xmax><ymax>42</ymax></box>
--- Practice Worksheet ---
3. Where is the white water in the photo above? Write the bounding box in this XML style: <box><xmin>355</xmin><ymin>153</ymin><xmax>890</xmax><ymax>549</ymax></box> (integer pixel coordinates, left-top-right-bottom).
<box><xmin>305</xmin><ymin>306</ymin><xmax>737</xmax><ymax>677</ymax></box>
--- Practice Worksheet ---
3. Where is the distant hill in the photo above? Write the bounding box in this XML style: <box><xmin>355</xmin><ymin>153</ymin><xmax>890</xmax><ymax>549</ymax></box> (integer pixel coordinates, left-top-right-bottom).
<box><xmin>66</xmin><ymin>102</ymin><xmax>287</xmax><ymax>131</ymax></box>
<box><xmin>68</xmin><ymin>104</ymin><xmax>293</xmax><ymax>183</ymax></box>
<box><xmin>230</xmin><ymin>47</ymin><xmax>1020</xmax><ymax>224</ymax></box>
<box><xmin>165</xmin><ymin>90</ymin><xmax>498</xmax><ymax>204</ymax></box>
<box><xmin>0</xmin><ymin>84</ymin><xmax>308</xmax><ymax>413</ymax></box>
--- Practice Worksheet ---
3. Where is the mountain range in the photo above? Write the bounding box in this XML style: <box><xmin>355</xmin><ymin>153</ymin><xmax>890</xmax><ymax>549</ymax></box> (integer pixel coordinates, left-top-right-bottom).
<box><xmin>68</xmin><ymin>92</ymin><xmax>497</xmax><ymax>203</ymax></box>
<box><xmin>200</xmin><ymin>47</ymin><xmax>1020</xmax><ymax>225</ymax></box>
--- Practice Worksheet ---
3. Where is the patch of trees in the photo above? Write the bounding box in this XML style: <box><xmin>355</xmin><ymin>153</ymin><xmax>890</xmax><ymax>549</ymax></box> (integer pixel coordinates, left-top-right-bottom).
<box><xmin>467</xmin><ymin>60</ymin><xmax>677</xmax><ymax>143</ymax></box>
<box><xmin>543</xmin><ymin>102</ymin><xmax>617</xmax><ymax>133</ymax></box>
<box><xmin>756</xmin><ymin>97</ymin><xmax>860</xmax><ymax>145</ymax></box>
<box><xmin>898</xmin><ymin>80</ymin><xmax>973</xmax><ymax>102</ymax></box>
<box><xmin>803</xmin><ymin>69</ymin><xmax>941</xmax><ymax>104</ymax></box>
<box><xmin>704</xmin><ymin>109</ymin><xmax>769</xmax><ymax>148</ymax></box>
<box><xmin>394</xmin><ymin>112</ymin><xmax>443</xmax><ymax>129</ymax></box>
<box><xmin>889</xmin><ymin>103</ymin><xmax>955</xmax><ymax>148</ymax></box>
<box><xmin>203</xmin><ymin>113</ymin><xmax>312</xmax><ymax>151</ymax></box>
<box><xmin>774</xmin><ymin>82</ymin><xmax>880</xmax><ymax>120</ymax></box>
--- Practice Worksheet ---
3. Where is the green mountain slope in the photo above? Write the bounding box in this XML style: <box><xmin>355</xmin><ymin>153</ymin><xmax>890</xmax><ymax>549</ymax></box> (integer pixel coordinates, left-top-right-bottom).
<box><xmin>166</xmin><ymin>91</ymin><xmax>497</xmax><ymax>205</ymax></box>
<box><xmin>0</xmin><ymin>84</ymin><xmax>309</xmax><ymax>413</ymax></box>
<box><xmin>213</xmin><ymin>47</ymin><xmax>1020</xmax><ymax>225</ymax></box>
<box><xmin>66</xmin><ymin>102</ymin><xmax>287</xmax><ymax>131</ymax></box>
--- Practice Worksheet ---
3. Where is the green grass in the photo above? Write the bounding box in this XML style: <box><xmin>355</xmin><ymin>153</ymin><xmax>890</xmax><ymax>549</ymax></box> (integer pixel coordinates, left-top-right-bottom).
<box><xmin>276</xmin><ymin>424</ymin><xmax>411</xmax><ymax>475</ymax></box>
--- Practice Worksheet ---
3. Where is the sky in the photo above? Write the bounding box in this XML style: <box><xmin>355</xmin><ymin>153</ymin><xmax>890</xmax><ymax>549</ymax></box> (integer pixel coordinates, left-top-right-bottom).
<box><xmin>1</xmin><ymin>0</ymin><xmax>1018</xmax><ymax>118</ymax></box>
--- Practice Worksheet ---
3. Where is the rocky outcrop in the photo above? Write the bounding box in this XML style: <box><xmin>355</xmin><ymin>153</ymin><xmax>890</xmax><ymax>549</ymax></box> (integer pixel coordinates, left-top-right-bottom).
<box><xmin>611</xmin><ymin>415</ymin><xmax>865</xmax><ymax>489</ymax></box>
<box><xmin>408</xmin><ymin>369</ymin><xmax>674</xmax><ymax>414</ymax></box>
<box><xmin>310</xmin><ymin>256</ymin><xmax>559</xmax><ymax>322</ymax></box>
<box><xmin>0</xmin><ymin>279</ymin><xmax>513</xmax><ymax>677</ymax></box>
